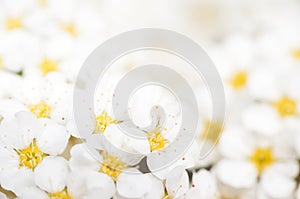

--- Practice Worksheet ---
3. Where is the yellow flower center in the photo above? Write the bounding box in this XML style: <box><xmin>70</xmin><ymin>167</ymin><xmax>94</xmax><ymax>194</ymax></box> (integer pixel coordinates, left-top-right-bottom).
<box><xmin>147</xmin><ymin>127</ymin><xmax>167</xmax><ymax>152</ymax></box>
<box><xmin>40</xmin><ymin>58</ymin><xmax>58</xmax><ymax>76</ymax></box>
<box><xmin>201</xmin><ymin>121</ymin><xmax>223</xmax><ymax>143</ymax></box>
<box><xmin>292</xmin><ymin>49</ymin><xmax>300</xmax><ymax>60</ymax></box>
<box><xmin>61</xmin><ymin>23</ymin><xmax>77</xmax><ymax>37</ymax></box>
<box><xmin>5</xmin><ymin>17</ymin><xmax>22</xmax><ymax>30</ymax></box>
<box><xmin>30</xmin><ymin>102</ymin><xmax>52</xmax><ymax>118</ymax></box>
<box><xmin>94</xmin><ymin>112</ymin><xmax>118</xmax><ymax>134</ymax></box>
<box><xmin>16</xmin><ymin>140</ymin><xmax>45</xmax><ymax>170</ymax></box>
<box><xmin>273</xmin><ymin>96</ymin><xmax>297</xmax><ymax>117</ymax></box>
<box><xmin>229</xmin><ymin>71</ymin><xmax>247</xmax><ymax>90</ymax></box>
<box><xmin>99</xmin><ymin>152</ymin><xmax>126</xmax><ymax>181</ymax></box>
<box><xmin>250</xmin><ymin>148</ymin><xmax>274</xmax><ymax>173</ymax></box>
<box><xmin>49</xmin><ymin>189</ymin><xmax>72</xmax><ymax>199</ymax></box>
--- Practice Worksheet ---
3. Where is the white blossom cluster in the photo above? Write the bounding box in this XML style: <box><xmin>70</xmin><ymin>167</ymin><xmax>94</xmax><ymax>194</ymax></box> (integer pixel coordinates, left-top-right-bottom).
<box><xmin>1</xmin><ymin>0</ymin><xmax>300</xmax><ymax>199</ymax></box>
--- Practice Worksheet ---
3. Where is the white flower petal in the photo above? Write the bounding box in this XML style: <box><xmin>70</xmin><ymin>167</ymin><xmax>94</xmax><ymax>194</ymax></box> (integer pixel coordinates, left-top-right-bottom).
<box><xmin>216</xmin><ymin>160</ymin><xmax>257</xmax><ymax>189</ymax></box>
<box><xmin>165</xmin><ymin>166</ymin><xmax>189</xmax><ymax>198</ymax></box>
<box><xmin>192</xmin><ymin>169</ymin><xmax>217</xmax><ymax>199</ymax></box>
<box><xmin>85</xmin><ymin>171</ymin><xmax>115</xmax><ymax>199</ymax></box>
<box><xmin>261</xmin><ymin>169</ymin><xmax>296</xmax><ymax>198</ymax></box>
<box><xmin>0</xmin><ymin>99</ymin><xmax>26</xmax><ymax>121</ymax></box>
<box><xmin>34</xmin><ymin>156</ymin><xmax>69</xmax><ymax>193</ymax></box>
<box><xmin>0</xmin><ymin>168</ymin><xmax>35</xmax><ymax>196</ymax></box>
<box><xmin>242</xmin><ymin>104</ymin><xmax>281</xmax><ymax>136</ymax></box>
<box><xmin>248</xmin><ymin>68</ymin><xmax>280</xmax><ymax>101</ymax></box>
<box><xmin>143</xmin><ymin>174</ymin><xmax>164</xmax><ymax>199</ymax></box>
<box><xmin>37</xmin><ymin>119</ymin><xmax>69</xmax><ymax>155</ymax></box>
<box><xmin>18</xmin><ymin>187</ymin><xmax>48</xmax><ymax>199</ymax></box>
<box><xmin>219</xmin><ymin>126</ymin><xmax>254</xmax><ymax>159</ymax></box>
<box><xmin>116</xmin><ymin>168</ymin><xmax>151</xmax><ymax>198</ymax></box>
<box><xmin>0</xmin><ymin>146</ymin><xmax>19</xmax><ymax>171</ymax></box>
<box><xmin>185</xmin><ymin>188</ymin><xmax>205</xmax><ymax>199</ymax></box>
<box><xmin>0</xmin><ymin>111</ymin><xmax>40</xmax><ymax>149</ymax></box>
<box><xmin>69</xmin><ymin>144</ymin><xmax>100</xmax><ymax>172</ymax></box>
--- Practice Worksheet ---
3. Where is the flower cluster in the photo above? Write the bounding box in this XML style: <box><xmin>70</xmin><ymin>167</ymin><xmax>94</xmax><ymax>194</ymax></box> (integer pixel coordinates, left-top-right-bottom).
<box><xmin>1</xmin><ymin>0</ymin><xmax>300</xmax><ymax>199</ymax></box>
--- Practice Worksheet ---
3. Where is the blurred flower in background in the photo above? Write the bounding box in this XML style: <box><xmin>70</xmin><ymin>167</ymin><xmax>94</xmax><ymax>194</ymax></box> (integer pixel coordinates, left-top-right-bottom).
<box><xmin>0</xmin><ymin>0</ymin><xmax>300</xmax><ymax>198</ymax></box>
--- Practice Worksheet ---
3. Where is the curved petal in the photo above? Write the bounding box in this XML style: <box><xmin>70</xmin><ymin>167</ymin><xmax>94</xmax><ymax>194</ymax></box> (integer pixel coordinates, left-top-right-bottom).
<box><xmin>34</xmin><ymin>156</ymin><xmax>69</xmax><ymax>193</ymax></box>
<box><xmin>192</xmin><ymin>169</ymin><xmax>217</xmax><ymax>198</ymax></box>
<box><xmin>219</xmin><ymin>126</ymin><xmax>254</xmax><ymax>159</ymax></box>
<box><xmin>143</xmin><ymin>174</ymin><xmax>164</xmax><ymax>199</ymax></box>
<box><xmin>216</xmin><ymin>160</ymin><xmax>257</xmax><ymax>189</ymax></box>
<box><xmin>0</xmin><ymin>146</ymin><xmax>19</xmax><ymax>171</ymax></box>
<box><xmin>17</xmin><ymin>187</ymin><xmax>48</xmax><ymax>199</ymax></box>
<box><xmin>261</xmin><ymin>168</ymin><xmax>296</xmax><ymax>198</ymax></box>
<box><xmin>69</xmin><ymin>144</ymin><xmax>100</xmax><ymax>172</ymax></box>
<box><xmin>36</xmin><ymin>119</ymin><xmax>69</xmax><ymax>155</ymax></box>
<box><xmin>0</xmin><ymin>111</ymin><xmax>40</xmax><ymax>150</ymax></box>
<box><xmin>116</xmin><ymin>168</ymin><xmax>151</xmax><ymax>198</ymax></box>
<box><xmin>0</xmin><ymin>168</ymin><xmax>35</xmax><ymax>196</ymax></box>
<box><xmin>242</xmin><ymin>104</ymin><xmax>281</xmax><ymax>136</ymax></box>
<box><xmin>165</xmin><ymin>166</ymin><xmax>189</xmax><ymax>198</ymax></box>
<box><xmin>85</xmin><ymin>171</ymin><xmax>116</xmax><ymax>199</ymax></box>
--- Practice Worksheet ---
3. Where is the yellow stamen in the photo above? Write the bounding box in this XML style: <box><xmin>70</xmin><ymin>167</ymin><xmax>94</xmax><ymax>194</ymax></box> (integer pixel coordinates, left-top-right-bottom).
<box><xmin>99</xmin><ymin>152</ymin><xmax>127</xmax><ymax>181</ymax></box>
<box><xmin>229</xmin><ymin>71</ymin><xmax>247</xmax><ymax>90</ymax></box>
<box><xmin>61</xmin><ymin>23</ymin><xmax>77</xmax><ymax>37</ymax></box>
<box><xmin>40</xmin><ymin>58</ymin><xmax>58</xmax><ymax>76</ymax></box>
<box><xmin>201</xmin><ymin>121</ymin><xmax>223</xmax><ymax>143</ymax></box>
<box><xmin>94</xmin><ymin>112</ymin><xmax>118</xmax><ymax>134</ymax></box>
<box><xmin>5</xmin><ymin>17</ymin><xmax>22</xmax><ymax>30</ymax></box>
<box><xmin>49</xmin><ymin>189</ymin><xmax>72</xmax><ymax>199</ymax></box>
<box><xmin>250</xmin><ymin>148</ymin><xmax>274</xmax><ymax>173</ymax></box>
<box><xmin>147</xmin><ymin>126</ymin><xmax>167</xmax><ymax>152</ymax></box>
<box><xmin>292</xmin><ymin>49</ymin><xmax>300</xmax><ymax>60</ymax></box>
<box><xmin>16</xmin><ymin>140</ymin><xmax>46</xmax><ymax>170</ymax></box>
<box><xmin>273</xmin><ymin>96</ymin><xmax>297</xmax><ymax>117</ymax></box>
<box><xmin>30</xmin><ymin>102</ymin><xmax>51</xmax><ymax>118</ymax></box>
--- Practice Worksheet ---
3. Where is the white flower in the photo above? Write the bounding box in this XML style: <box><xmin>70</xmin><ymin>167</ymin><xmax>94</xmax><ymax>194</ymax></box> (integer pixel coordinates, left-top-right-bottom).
<box><xmin>69</xmin><ymin>143</ymin><xmax>151</xmax><ymax>198</ymax></box>
<box><xmin>16</xmin><ymin>73</ymin><xmax>74</xmax><ymax>126</ymax></box>
<box><xmin>45</xmin><ymin>0</ymin><xmax>106</xmax><ymax>39</ymax></box>
<box><xmin>0</xmin><ymin>0</ymin><xmax>41</xmax><ymax>73</ymax></box>
<box><xmin>256</xmin><ymin>26</ymin><xmax>300</xmax><ymax>68</ymax></box>
<box><xmin>15</xmin><ymin>156</ymin><xmax>115</xmax><ymax>199</ymax></box>
<box><xmin>0</xmin><ymin>111</ymin><xmax>69</xmax><ymax>195</ymax></box>
<box><xmin>216</xmin><ymin>126</ymin><xmax>298</xmax><ymax>198</ymax></box>
<box><xmin>211</xmin><ymin>34</ymin><xmax>256</xmax><ymax>94</ymax></box>
<box><xmin>248</xmin><ymin>65</ymin><xmax>300</xmax><ymax>117</ymax></box>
